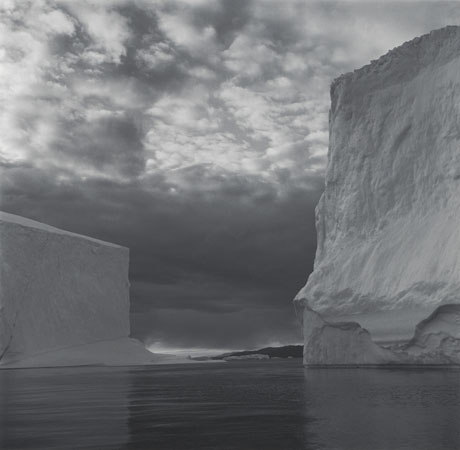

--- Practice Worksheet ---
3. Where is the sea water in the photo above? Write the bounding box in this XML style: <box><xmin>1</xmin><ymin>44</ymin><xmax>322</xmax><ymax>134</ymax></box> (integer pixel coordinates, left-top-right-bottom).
<box><xmin>1</xmin><ymin>360</ymin><xmax>459</xmax><ymax>450</ymax></box>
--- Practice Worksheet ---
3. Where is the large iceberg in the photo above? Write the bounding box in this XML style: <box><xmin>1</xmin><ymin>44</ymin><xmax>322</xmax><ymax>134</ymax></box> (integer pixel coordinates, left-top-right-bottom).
<box><xmin>0</xmin><ymin>211</ymin><xmax>180</xmax><ymax>367</ymax></box>
<box><xmin>295</xmin><ymin>26</ymin><xmax>460</xmax><ymax>365</ymax></box>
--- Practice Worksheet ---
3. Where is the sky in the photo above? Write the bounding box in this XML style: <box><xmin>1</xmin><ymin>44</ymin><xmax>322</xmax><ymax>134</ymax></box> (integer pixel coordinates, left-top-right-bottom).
<box><xmin>1</xmin><ymin>0</ymin><xmax>460</xmax><ymax>353</ymax></box>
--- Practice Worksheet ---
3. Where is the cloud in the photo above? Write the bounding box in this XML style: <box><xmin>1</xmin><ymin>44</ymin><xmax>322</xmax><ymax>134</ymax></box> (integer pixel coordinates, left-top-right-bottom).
<box><xmin>37</xmin><ymin>8</ymin><xmax>75</xmax><ymax>35</ymax></box>
<box><xmin>136</xmin><ymin>42</ymin><xmax>176</xmax><ymax>70</ymax></box>
<box><xmin>66</xmin><ymin>2</ymin><xmax>131</xmax><ymax>64</ymax></box>
<box><xmin>158</xmin><ymin>12</ymin><xmax>217</xmax><ymax>57</ymax></box>
<box><xmin>56</xmin><ymin>113</ymin><xmax>146</xmax><ymax>178</ymax></box>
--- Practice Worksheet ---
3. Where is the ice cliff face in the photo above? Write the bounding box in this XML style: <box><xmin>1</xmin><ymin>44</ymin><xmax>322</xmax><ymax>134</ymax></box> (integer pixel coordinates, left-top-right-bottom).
<box><xmin>0</xmin><ymin>212</ymin><xmax>158</xmax><ymax>367</ymax></box>
<box><xmin>295</xmin><ymin>26</ymin><xmax>460</xmax><ymax>365</ymax></box>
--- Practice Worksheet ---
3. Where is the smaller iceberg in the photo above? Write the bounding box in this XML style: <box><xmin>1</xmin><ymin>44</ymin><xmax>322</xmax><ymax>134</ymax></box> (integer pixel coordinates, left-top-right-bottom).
<box><xmin>0</xmin><ymin>211</ymin><xmax>184</xmax><ymax>368</ymax></box>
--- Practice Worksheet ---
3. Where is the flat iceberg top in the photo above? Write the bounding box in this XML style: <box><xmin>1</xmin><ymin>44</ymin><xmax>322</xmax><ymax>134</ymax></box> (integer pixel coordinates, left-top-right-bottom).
<box><xmin>0</xmin><ymin>211</ymin><xmax>125</xmax><ymax>249</ymax></box>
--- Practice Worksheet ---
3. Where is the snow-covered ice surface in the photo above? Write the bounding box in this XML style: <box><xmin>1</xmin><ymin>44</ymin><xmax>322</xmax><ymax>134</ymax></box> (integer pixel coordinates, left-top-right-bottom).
<box><xmin>295</xmin><ymin>26</ymin><xmax>460</xmax><ymax>365</ymax></box>
<box><xmin>0</xmin><ymin>211</ymin><xmax>186</xmax><ymax>367</ymax></box>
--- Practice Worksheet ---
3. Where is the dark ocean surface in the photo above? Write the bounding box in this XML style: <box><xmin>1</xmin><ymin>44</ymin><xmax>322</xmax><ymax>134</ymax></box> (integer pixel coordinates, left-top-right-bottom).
<box><xmin>1</xmin><ymin>360</ymin><xmax>459</xmax><ymax>450</ymax></box>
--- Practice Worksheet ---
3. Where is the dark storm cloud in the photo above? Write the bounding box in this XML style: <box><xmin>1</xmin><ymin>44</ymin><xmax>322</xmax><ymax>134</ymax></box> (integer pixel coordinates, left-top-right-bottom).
<box><xmin>133</xmin><ymin>306</ymin><xmax>303</xmax><ymax>350</ymax></box>
<box><xmin>0</xmin><ymin>163</ymin><xmax>321</xmax><ymax>347</ymax></box>
<box><xmin>2</xmin><ymin>161</ymin><xmax>322</xmax><ymax>296</ymax></box>
<box><xmin>3</xmin><ymin>0</ymin><xmax>460</xmax><ymax>350</ymax></box>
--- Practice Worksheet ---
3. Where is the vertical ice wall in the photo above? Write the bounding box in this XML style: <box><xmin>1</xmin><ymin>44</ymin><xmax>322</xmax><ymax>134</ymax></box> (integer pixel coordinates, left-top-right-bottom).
<box><xmin>295</xmin><ymin>26</ymin><xmax>460</xmax><ymax>365</ymax></box>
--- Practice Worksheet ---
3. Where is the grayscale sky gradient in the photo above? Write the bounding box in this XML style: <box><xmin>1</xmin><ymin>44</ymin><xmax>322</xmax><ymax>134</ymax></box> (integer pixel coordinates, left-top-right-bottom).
<box><xmin>1</xmin><ymin>0</ymin><xmax>460</xmax><ymax>352</ymax></box>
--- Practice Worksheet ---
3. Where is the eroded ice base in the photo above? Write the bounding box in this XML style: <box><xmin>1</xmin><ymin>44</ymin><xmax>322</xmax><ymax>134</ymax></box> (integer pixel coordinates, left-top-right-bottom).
<box><xmin>301</xmin><ymin>304</ymin><xmax>460</xmax><ymax>365</ymax></box>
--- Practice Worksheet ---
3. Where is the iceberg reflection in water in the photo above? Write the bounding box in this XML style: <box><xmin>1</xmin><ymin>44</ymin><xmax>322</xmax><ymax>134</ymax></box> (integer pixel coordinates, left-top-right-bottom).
<box><xmin>1</xmin><ymin>360</ymin><xmax>459</xmax><ymax>450</ymax></box>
